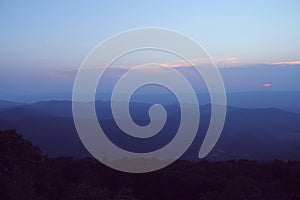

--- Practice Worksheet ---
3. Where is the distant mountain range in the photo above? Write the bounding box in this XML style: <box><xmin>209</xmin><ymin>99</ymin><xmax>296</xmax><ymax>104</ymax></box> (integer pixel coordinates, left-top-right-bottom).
<box><xmin>0</xmin><ymin>99</ymin><xmax>300</xmax><ymax>161</ymax></box>
<box><xmin>0</xmin><ymin>100</ymin><xmax>25</xmax><ymax>110</ymax></box>
<box><xmin>2</xmin><ymin>91</ymin><xmax>300</xmax><ymax>112</ymax></box>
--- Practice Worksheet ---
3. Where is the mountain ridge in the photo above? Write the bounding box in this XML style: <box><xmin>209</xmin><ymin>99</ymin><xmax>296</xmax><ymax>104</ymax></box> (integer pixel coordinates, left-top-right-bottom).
<box><xmin>0</xmin><ymin>100</ymin><xmax>300</xmax><ymax>160</ymax></box>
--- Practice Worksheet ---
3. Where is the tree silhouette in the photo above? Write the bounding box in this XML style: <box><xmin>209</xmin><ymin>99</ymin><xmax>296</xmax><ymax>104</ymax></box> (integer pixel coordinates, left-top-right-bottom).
<box><xmin>1</xmin><ymin>129</ymin><xmax>300</xmax><ymax>200</ymax></box>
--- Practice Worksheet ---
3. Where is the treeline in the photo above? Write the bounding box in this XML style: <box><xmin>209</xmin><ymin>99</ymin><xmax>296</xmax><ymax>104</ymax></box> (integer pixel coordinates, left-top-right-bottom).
<box><xmin>1</xmin><ymin>129</ymin><xmax>300</xmax><ymax>200</ymax></box>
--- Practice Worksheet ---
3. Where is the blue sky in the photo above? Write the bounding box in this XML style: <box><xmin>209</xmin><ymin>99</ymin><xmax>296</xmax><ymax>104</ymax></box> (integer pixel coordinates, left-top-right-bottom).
<box><xmin>0</xmin><ymin>0</ymin><xmax>300</xmax><ymax>101</ymax></box>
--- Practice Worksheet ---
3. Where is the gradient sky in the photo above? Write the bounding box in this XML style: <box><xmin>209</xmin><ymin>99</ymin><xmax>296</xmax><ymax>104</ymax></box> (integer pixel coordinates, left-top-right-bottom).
<box><xmin>0</xmin><ymin>0</ymin><xmax>300</xmax><ymax>101</ymax></box>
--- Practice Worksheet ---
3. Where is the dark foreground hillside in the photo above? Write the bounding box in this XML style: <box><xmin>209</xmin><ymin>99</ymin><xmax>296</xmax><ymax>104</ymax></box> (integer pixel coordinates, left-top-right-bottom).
<box><xmin>1</xmin><ymin>129</ymin><xmax>300</xmax><ymax>200</ymax></box>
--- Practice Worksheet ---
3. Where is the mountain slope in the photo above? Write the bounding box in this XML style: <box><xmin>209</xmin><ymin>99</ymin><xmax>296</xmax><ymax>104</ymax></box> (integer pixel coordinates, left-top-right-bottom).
<box><xmin>0</xmin><ymin>100</ymin><xmax>300</xmax><ymax>160</ymax></box>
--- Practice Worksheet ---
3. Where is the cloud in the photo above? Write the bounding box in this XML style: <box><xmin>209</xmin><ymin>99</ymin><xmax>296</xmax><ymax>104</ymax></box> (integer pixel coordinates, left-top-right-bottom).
<box><xmin>157</xmin><ymin>57</ymin><xmax>241</xmax><ymax>68</ymax></box>
<box><xmin>265</xmin><ymin>61</ymin><xmax>300</xmax><ymax>65</ymax></box>
<box><xmin>213</xmin><ymin>57</ymin><xmax>241</xmax><ymax>67</ymax></box>
<box><xmin>105</xmin><ymin>57</ymin><xmax>241</xmax><ymax>70</ymax></box>
<box><xmin>263</xmin><ymin>83</ymin><xmax>272</xmax><ymax>87</ymax></box>
<box><xmin>54</xmin><ymin>59</ymin><xmax>300</xmax><ymax>79</ymax></box>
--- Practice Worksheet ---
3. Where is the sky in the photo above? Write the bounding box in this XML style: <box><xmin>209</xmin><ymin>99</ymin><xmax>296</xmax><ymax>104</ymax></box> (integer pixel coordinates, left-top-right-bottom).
<box><xmin>0</xmin><ymin>0</ymin><xmax>300</xmax><ymax>101</ymax></box>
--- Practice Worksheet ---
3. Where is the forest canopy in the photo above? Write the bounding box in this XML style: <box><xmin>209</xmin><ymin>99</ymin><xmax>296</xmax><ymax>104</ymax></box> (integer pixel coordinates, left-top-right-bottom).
<box><xmin>1</xmin><ymin>129</ymin><xmax>300</xmax><ymax>200</ymax></box>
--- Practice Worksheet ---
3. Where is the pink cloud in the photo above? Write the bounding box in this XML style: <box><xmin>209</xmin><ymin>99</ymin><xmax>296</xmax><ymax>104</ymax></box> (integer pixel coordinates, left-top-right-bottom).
<box><xmin>265</xmin><ymin>61</ymin><xmax>300</xmax><ymax>65</ymax></box>
<box><xmin>108</xmin><ymin>57</ymin><xmax>241</xmax><ymax>70</ymax></box>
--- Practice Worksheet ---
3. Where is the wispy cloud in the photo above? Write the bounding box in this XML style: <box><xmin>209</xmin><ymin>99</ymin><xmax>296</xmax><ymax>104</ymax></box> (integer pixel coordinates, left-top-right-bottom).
<box><xmin>53</xmin><ymin>59</ymin><xmax>300</xmax><ymax>79</ymax></box>
<box><xmin>265</xmin><ymin>61</ymin><xmax>300</xmax><ymax>65</ymax></box>
<box><xmin>213</xmin><ymin>57</ymin><xmax>241</xmax><ymax>67</ymax></box>
<box><xmin>106</xmin><ymin>57</ymin><xmax>241</xmax><ymax>70</ymax></box>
